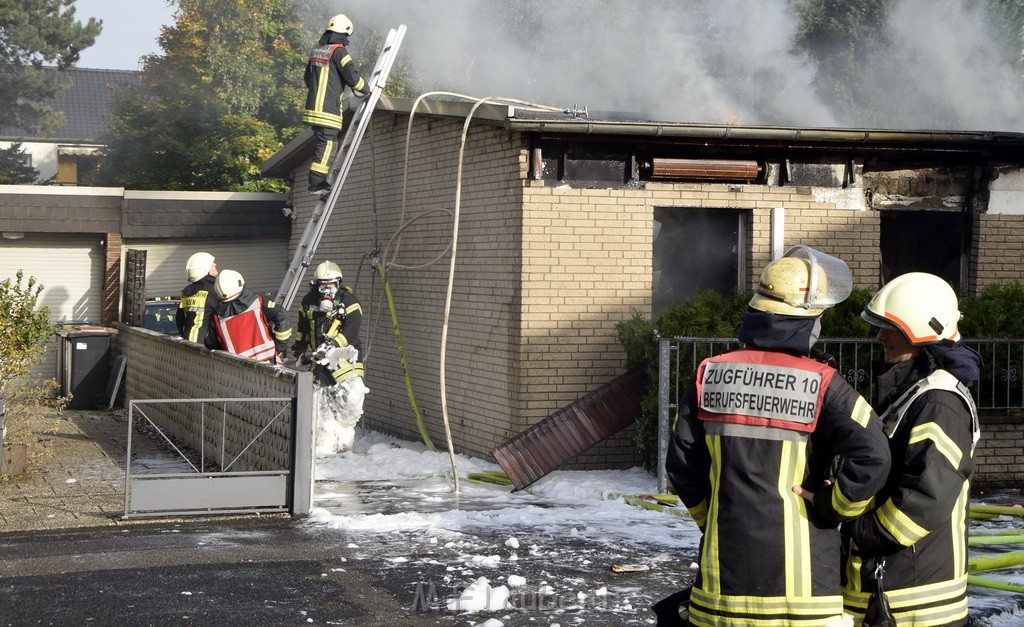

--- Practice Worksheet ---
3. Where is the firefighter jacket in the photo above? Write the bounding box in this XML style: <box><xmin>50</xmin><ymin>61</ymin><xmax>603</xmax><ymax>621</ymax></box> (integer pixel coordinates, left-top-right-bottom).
<box><xmin>294</xmin><ymin>286</ymin><xmax>363</xmax><ymax>385</ymax></box>
<box><xmin>842</xmin><ymin>346</ymin><xmax>981</xmax><ymax>626</ymax></box>
<box><xmin>212</xmin><ymin>289</ymin><xmax>291</xmax><ymax>364</ymax></box>
<box><xmin>666</xmin><ymin>321</ymin><xmax>891</xmax><ymax>625</ymax></box>
<box><xmin>302</xmin><ymin>32</ymin><xmax>366</xmax><ymax>130</ymax></box>
<box><xmin>176</xmin><ymin>275</ymin><xmax>220</xmax><ymax>349</ymax></box>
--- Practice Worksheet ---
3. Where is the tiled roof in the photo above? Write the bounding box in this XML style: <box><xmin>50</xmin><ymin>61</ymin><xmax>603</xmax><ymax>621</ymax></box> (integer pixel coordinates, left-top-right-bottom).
<box><xmin>0</xmin><ymin>67</ymin><xmax>142</xmax><ymax>142</ymax></box>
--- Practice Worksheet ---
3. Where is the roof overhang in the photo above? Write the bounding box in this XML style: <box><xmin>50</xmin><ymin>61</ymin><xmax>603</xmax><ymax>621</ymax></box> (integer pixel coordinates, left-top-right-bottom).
<box><xmin>260</xmin><ymin>96</ymin><xmax>1024</xmax><ymax>179</ymax></box>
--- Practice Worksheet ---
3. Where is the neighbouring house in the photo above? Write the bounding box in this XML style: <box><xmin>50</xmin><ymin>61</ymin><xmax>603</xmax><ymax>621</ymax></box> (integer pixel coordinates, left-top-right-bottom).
<box><xmin>0</xmin><ymin>185</ymin><xmax>290</xmax><ymax>379</ymax></box>
<box><xmin>0</xmin><ymin>67</ymin><xmax>141</xmax><ymax>186</ymax></box>
<box><xmin>261</xmin><ymin>96</ymin><xmax>1024</xmax><ymax>468</ymax></box>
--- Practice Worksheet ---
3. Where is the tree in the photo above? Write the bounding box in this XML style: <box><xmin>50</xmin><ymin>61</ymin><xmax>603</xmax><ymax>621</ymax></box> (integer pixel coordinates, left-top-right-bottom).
<box><xmin>0</xmin><ymin>143</ymin><xmax>40</xmax><ymax>184</ymax></box>
<box><xmin>96</xmin><ymin>0</ymin><xmax>311</xmax><ymax>191</ymax></box>
<box><xmin>0</xmin><ymin>0</ymin><xmax>101</xmax><ymax>135</ymax></box>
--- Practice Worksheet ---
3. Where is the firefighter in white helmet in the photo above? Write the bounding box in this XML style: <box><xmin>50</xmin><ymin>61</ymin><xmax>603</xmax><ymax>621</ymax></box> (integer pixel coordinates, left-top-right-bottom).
<box><xmin>210</xmin><ymin>269</ymin><xmax>291</xmax><ymax>365</ymax></box>
<box><xmin>661</xmin><ymin>246</ymin><xmax>890</xmax><ymax>625</ymax></box>
<box><xmin>176</xmin><ymin>252</ymin><xmax>220</xmax><ymax>349</ymax></box>
<box><xmin>302</xmin><ymin>13</ymin><xmax>369</xmax><ymax>195</ymax></box>
<box><xmin>840</xmin><ymin>272</ymin><xmax>980</xmax><ymax>625</ymax></box>
<box><xmin>292</xmin><ymin>260</ymin><xmax>367</xmax><ymax>453</ymax></box>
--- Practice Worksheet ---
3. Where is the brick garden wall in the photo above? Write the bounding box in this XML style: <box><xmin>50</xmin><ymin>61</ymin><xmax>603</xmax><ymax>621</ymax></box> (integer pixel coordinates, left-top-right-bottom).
<box><xmin>112</xmin><ymin>324</ymin><xmax>306</xmax><ymax>472</ymax></box>
<box><xmin>974</xmin><ymin>413</ymin><xmax>1024</xmax><ymax>489</ymax></box>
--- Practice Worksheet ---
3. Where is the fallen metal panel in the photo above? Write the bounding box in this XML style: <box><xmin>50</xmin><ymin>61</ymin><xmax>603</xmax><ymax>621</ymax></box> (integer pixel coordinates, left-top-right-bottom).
<box><xmin>492</xmin><ymin>367</ymin><xmax>648</xmax><ymax>491</ymax></box>
<box><xmin>128</xmin><ymin>473</ymin><xmax>288</xmax><ymax>515</ymax></box>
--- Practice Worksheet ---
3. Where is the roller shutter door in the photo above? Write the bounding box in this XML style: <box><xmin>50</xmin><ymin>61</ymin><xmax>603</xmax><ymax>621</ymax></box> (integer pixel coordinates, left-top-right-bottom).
<box><xmin>124</xmin><ymin>238</ymin><xmax>289</xmax><ymax>299</ymax></box>
<box><xmin>0</xmin><ymin>233</ymin><xmax>104</xmax><ymax>380</ymax></box>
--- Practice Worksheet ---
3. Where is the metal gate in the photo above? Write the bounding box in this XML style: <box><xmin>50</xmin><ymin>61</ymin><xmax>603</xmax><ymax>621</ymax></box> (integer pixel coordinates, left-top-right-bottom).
<box><xmin>123</xmin><ymin>394</ymin><xmax>313</xmax><ymax>518</ymax></box>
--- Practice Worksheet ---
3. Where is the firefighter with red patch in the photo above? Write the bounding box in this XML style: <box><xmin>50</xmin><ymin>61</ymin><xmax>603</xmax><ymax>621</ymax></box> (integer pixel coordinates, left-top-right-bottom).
<box><xmin>303</xmin><ymin>13</ymin><xmax>369</xmax><ymax>195</ymax></box>
<box><xmin>662</xmin><ymin>246</ymin><xmax>891</xmax><ymax>626</ymax></box>
<box><xmin>841</xmin><ymin>273</ymin><xmax>980</xmax><ymax>626</ymax></box>
<box><xmin>211</xmin><ymin>270</ymin><xmax>291</xmax><ymax>365</ymax></box>
<box><xmin>176</xmin><ymin>252</ymin><xmax>220</xmax><ymax>349</ymax></box>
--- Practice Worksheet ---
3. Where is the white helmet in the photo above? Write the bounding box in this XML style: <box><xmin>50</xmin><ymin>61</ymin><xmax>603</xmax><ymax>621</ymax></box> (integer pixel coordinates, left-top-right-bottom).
<box><xmin>185</xmin><ymin>252</ymin><xmax>215</xmax><ymax>283</ymax></box>
<box><xmin>749</xmin><ymin>245</ymin><xmax>853</xmax><ymax>317</ymax></box>
<box><xmin>214</xmin><ymin>269</ymin><xmax>245</xmax><ymax>302</ymax></box>
<box><xmin>862</xmin><ymin>272</ymin><xmax>961</xmax><ymax>345</ymax></box>
<box><xmin>326</xmin><ymin>14</ymin><xmax>354</xmax><ymax>35</ymax></box>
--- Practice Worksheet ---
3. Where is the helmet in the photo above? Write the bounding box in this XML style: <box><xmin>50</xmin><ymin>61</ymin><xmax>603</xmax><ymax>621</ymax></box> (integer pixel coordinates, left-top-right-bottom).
<box><xmin>749</xmin><ymin>245</ymin><xmax>853</xmax><ymax>317</ymax></box>
<box><xmin>185</xmin><ymin>252</ymin><xmax>215</xmax><ymax>283</ymax></box>
<box><xmin>326</xmin><ymin>14</ymin><xmax>354</xmax><ymax>35</ymax></box>
<box><xmin>862</xmin><ymin>272</ymin><xmax>961</xmax><ymax>345</ymax></box>
<box><xmin>313</xmin><ymin>260</ymin><xmax>343</xmax><ymax>299</ymax></box>
<box><xmin>314</xmin><ymin>260</ymin><xmax>343</xmax><ymax>284</ymax></box>
<box><xmin>214</xmin><ymin>269</ymin><xmax>245</xmax><ymax>302</ymax></box>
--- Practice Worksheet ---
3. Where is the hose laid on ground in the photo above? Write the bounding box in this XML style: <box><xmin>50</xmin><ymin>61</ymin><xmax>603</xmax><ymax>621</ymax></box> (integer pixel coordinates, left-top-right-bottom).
<box><xmin>373</xmin><ymin>257</ymin><xmax>434</xmax><ymax>451</ymax></box>
<box><xmin>970</xmin><ymin>505</ymin><xmax>1024</xmax><ymax>517</ymax></box>
<box><xmin>968</xmin><ymin>551</ymin><xmax>1024</xmax><ymax>572</ymax></box>
<box><xmin>968</xmin><ymin>575</ymin><xmax>1024</xmax><ymax>593</ymax></box>
<box><xmin>969</xmin><ymin>535</ymin><xmax>1024</xmax><ymax>546</ymax></box>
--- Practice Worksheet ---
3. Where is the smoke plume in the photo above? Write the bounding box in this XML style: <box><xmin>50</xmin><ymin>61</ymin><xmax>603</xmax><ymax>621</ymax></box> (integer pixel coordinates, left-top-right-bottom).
<box><xmin>324</xmin><ymin>0</ymin><xmax>1024</xmax><ymax>132</ymax></box>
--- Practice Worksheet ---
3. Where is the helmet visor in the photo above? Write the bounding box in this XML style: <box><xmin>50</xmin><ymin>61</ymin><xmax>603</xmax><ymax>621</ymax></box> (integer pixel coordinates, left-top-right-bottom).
<box><xmin>783</xmin><ymin>245</ymin><xmax>852</xmax><ymax>310</ymax></box>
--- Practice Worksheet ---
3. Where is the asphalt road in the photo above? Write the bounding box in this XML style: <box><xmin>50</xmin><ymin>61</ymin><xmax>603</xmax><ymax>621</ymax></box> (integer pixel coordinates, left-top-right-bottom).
<box><xmin>0</xmin><ymin>516</ymin><xmax>687</xmax><ymax>626</ymax></box>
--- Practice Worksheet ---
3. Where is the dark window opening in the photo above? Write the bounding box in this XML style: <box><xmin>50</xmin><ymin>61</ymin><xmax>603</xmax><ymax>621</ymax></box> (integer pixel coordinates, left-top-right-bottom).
<box><xmin>879</xmin><ymin>210</ymin><xmax>965</xmax><ymax>288</ymax></box>
<box><xmin>653</xmin><ymin>208</ymin><xmax>744</xmax><ymax>320</ymax></box>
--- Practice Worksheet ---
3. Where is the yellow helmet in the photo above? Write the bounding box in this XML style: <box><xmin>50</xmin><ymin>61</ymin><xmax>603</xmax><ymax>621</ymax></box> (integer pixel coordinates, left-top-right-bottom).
<box><xmin>326</xmin><ymin>14</ymin><xmax>353</xmax><ymax>35</ymax></box>
<box><xmin>214</xmin><ymin>269</ymin><xmax>245</xmax><ymax>302</ymax></box>
<box><xmin>749</xmin><ymin>245</ymin><xmax>853</xmax><ymax>316</ymax></box>
<box><xmin>185</xmin><ymin>252</ymin><xmax>215</xmax><ymax>282</ymax></box>
<box><xmin>862</xmin><ymin>272</ymin><xmax>961</xmax><ymax>345</ymax></box>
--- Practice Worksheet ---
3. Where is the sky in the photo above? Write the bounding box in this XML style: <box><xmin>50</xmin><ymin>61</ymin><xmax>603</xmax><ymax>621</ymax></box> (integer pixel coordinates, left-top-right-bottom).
<box><xmin>295</xmin><ymin>427</ymin><xmax>1024</xmax><ymax>623</ymax></box>
<box><xmin>71</xmin><ymin>0</ymin><xmax>176</xmax><ymax>71</ymax></box>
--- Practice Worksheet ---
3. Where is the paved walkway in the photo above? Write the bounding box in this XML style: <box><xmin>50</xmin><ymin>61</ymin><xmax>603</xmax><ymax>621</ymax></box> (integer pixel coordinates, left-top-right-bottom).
<box><xmin>0</xmin><ymin>407</ymin><xmax>257</xmax><ymax>532</ymax></box>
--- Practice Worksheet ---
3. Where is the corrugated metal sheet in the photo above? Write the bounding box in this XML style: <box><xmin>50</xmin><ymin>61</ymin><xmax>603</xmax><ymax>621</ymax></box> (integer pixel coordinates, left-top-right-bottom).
<box><xmin>492</xmin><ymin>367</ymin><xmax>648</xmax><ymax>491</ymax></box>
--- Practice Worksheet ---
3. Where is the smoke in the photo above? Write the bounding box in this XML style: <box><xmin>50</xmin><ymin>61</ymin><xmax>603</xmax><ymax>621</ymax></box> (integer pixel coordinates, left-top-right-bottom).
<box><xmin>323</xmin><ymin>0</ymin><xmax>1024</xmax><ymax>132</ymax></box>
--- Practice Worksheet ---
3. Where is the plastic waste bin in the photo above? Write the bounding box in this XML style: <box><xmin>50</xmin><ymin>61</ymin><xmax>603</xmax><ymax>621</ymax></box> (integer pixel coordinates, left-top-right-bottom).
<box><xmin>57</xmin><ymin>328</ymin><xmax>116</xmax><ymax>409</ymax></box>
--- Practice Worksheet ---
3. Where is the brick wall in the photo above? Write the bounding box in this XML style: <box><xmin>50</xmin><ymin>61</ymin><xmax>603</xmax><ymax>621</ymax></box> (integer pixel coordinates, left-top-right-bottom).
<box><xmin>972</xmin><ymin>214</ymin><xmax>1024</xmax><ymax>292</ymax></box>
<box><xmin>114</xmin><ymin>324</ymin><xmax>307</xmax><ymax>472</ymax></box>
<box><xmin>974</xmin><ymin>413</ymin><xmax>1024</xmax><ymax>488</ymax></box>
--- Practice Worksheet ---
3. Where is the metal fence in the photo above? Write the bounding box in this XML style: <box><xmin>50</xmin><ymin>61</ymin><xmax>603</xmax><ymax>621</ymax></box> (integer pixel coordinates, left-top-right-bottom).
<box><xmin>656</xmin><ymin>336</ymin><xmax>1024</xmax><ymax>492</ymax></box>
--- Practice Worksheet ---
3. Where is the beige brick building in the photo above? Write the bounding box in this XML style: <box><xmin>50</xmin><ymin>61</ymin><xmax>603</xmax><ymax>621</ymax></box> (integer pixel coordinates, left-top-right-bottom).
<box><xmin>263</xmin><ymin>97</ymin><xmax>1024</xmax><ymax>465</ymax></box>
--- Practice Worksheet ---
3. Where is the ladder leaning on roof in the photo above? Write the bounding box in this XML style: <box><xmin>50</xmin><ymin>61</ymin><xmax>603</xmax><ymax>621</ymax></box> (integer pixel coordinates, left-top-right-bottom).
<box><xmin>274</xmin><ymin>24</ymin><xmax>407</xmax><ymax>310</ymax></box>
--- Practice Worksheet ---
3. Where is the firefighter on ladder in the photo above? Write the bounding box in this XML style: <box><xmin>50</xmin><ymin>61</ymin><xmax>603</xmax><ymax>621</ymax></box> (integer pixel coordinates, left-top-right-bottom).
<box><xmin>303</xmin><ymin>13</ymin><xmax>369</xmax><ymax>196</ymax></box>
<box><xmin>291</xmin><ymin>261</ymin><xmax>368</xmax><ymax>453</ymax></box>
<box><xmin>661</xmin><ymin>246</ymin><xmax>891</xmax><ymax>626</ymax></box>
<box><xmin>211</xmin><ymin>270</ymin><xmax>292</xmax><ymax>365</ymax></box>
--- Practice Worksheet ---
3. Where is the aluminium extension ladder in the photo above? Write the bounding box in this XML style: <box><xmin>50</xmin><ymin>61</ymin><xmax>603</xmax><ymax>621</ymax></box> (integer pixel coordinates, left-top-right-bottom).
<box><xmin>274</xmin><ymin>24</ymin><xmax>407</xmax><ymax>310</ymax></box>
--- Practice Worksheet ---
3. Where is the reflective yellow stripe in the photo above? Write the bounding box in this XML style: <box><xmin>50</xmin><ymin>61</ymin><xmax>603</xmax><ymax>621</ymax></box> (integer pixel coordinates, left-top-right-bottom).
<box><xmin>909</xmin><ymin>421</ymin><xmax>963</xmax><ymax>468</ymax></box>
<box><xmin>877</xmin><ymin>499</ymin><xmax>929</xmax><ymax>546</ymax></box>
<box><xmin>687</xmin><ymin>498</ymin><xmax>708</xmax><ymax>528</ymax></box>
<box><xmin>352</xmin><ymin>77</ymin><xmax>365</xmax><ymax>92</ymax></box>
<box><xmin>303</xmin><ymin>110</ymin><xmax>343</xmax><ymax>128</ymax></box>
<box><xmin>851</xmin><ymin>395</ymin><xmax>872</xmax><ymax>428</ymax></box>
<box><xmin>703</xmin><ymin>434</ymin><xmax>722</xmax><ymax>593</ymax></box>
<box><xmin>779</xmin><ymin>439</ymin><xmax>811</xmax><ymax>597</ymax></box>
<box><xmin>690</xmin><ymin>587</ymin><xmax>844</xmax><ymax>624</ymax></box>
<box><xmin>345</xmin><ymin>302</ymin><xmax>362</xmax><ymax>316</ymax></box>
<box><xmin>331</xmin><ymin>361</ymin><xmax>364</xmax><ymax>382</ymax></box>
<box><xmin>274</xmin><ymin>328</ymin><xmax>292</xmax><ymax>341</ymax></box>
<box><xmin>314</xmin><ymin>65</ymin><xmax>329</xmax><ymax>111</ymax></box>
<box><xmin>311</xmin><ymin>139</ymin><xmax>334</xmax><ymax>174</ymax></box>
<box><xmin>831</xmin><ymin>482</ymin><xmax>873</xmax><ymax>518</ymax></box>
<box><xmin>180</xmin><ymin>293</ymin><xmax>207</xmax><ymax>310</ymax></box>
<box><xmin>339</xmin><ymin>53</ymin><xmax>352</xmax><ymax>67</ymax></box>
<box><xmin>953</xmin><ymin>482</ymin><xmax>969</xmax><ymax>572</ymax></box>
